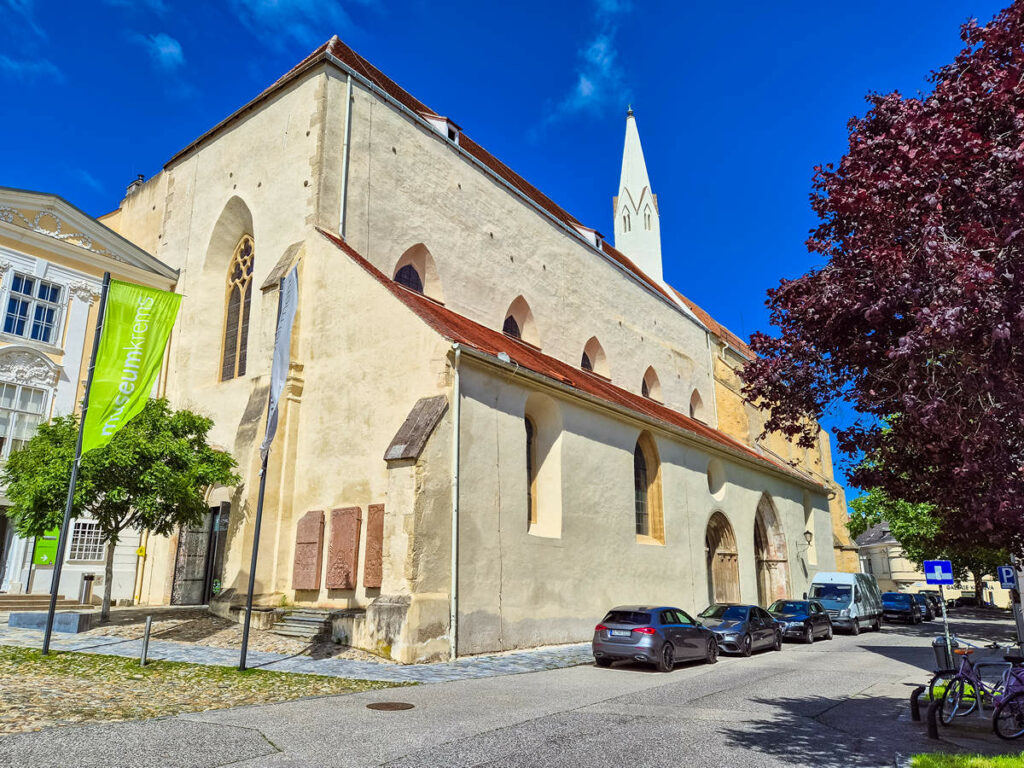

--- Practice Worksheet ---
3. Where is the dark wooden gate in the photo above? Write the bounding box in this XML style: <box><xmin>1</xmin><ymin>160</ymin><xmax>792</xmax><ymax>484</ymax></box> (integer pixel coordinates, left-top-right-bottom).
<box><xmin>170</xmin><ymin>503</ymin><xmax>230</xmax><ymax>605</ymax></box>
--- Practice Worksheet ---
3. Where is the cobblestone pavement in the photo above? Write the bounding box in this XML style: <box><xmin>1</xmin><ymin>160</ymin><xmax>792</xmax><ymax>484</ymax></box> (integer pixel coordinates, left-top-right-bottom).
<box><xmin>0</xmin><ymin>621</ymin><xmax>593</xmax><ymax>683</ymax></box>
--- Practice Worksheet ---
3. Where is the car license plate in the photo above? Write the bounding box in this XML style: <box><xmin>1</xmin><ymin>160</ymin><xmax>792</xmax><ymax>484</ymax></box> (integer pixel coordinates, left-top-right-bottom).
<box><xmin>608</xmin><ymin>629</ymin><xmax>630</xmax><ymax>637</ymax></box>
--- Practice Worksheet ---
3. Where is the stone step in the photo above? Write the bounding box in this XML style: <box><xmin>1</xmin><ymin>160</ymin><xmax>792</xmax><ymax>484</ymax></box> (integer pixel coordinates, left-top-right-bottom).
<box><xmin>0</xmin><ymin>597</ymin><xmax>89</xmax><ymax>611</ymax></box>
<box><xmin>272</xmin><ymin>625</ymin><xmax>325</xmax><ymax>639</ymax></box>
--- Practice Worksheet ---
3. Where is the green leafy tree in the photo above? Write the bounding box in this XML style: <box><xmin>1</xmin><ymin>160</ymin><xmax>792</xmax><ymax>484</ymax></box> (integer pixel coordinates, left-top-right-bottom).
<box><xmin>849</xmin><ymin>489</ymin><xmax>1006</xmax><ymax>602</ymax></box>
<box><xmin>2</xmin><ymin>398</ymin><xmax>239</xmax><ymax>620</ymax></box>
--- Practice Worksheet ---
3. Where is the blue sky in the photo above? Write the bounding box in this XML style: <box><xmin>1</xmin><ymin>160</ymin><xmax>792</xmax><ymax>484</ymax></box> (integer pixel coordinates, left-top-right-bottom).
<box><xmin>0</xmin><ymin>0</ymin><xmax>1008</xmax><ymax>497</ymax></box>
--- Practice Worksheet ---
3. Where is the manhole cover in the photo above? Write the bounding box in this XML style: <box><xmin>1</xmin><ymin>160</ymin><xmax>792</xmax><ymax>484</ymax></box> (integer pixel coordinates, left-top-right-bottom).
<box><xmin>366</xmin><ymin>702</ymin><xmax>414</xmax><ymax>711</ymax></box>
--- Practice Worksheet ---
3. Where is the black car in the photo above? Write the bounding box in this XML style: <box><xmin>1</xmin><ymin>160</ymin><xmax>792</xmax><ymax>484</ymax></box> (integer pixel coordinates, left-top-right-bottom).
<box><xmin>916</xmin><ymin>594</ymin><xmax>937</xmax><ymax>621</ymax></box>
<box><xmin>698</xmin><ymin>604</ymin><xmax>782</xmax><ymax>656</ymax></box>
<box><xmin>881</xmin><ymin>592</ymin><xmax>922</xmax><ymax>623</ymax></box>
<box><xmin>767</xmin><ymin>599</ymin><xmax>834</xmax><ymax>643</ymax></box>
<box><xmin>947</xmin><ymin>595</ymin><xmax>995</xmax><ymax>609</ymax></box>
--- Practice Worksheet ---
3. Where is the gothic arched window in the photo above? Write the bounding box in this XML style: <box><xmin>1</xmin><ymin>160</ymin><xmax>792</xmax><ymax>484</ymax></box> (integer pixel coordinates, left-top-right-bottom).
<box><xmin>503</xmin><ymin>315</ymin><xmax>521</xmax><ymax>338</ymax></box>
<box><xmin>394</xmin><ymin>264</ymin><xmax>424</xmax><ymax>293</ymax></box>
<box><xmin>634</xmin><ymin>432</ymin><xmax>664</xmax><ymax>543</ymax></box>
<box><xmin>221</xmin><ymin>235</ymin><xmax>254</xmax><ymax>381</ymax></box>
<box><xmin>622</xmin><ymin>211</ymin><xmax>631</xmax><ymax>232</ymax></box>
<box><xmin>644</xmin><ymin>206</ymin><xmax>652</xmax><ymax>230</ymax></box>
<box><xmin>581</xmin><ymin>351</ymin><xmax>593</xmax><ymax>371</ymax></box>
<box><xmin>525</xmin><ymin>416</ymin><xmax>537</xmax><ymax>527</ymax></box>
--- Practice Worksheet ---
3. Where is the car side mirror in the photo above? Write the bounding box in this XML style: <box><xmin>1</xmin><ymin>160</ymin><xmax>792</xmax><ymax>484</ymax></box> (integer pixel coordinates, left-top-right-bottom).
<box><xmin>802</xmin><ymin>592</ymin><xmax>807</xmax><ymax>599</ymax></box>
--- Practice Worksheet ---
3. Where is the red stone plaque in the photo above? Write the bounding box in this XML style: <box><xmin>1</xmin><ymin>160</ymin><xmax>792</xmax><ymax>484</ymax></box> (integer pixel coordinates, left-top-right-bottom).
<box><xmin>326</xmin><ymin>507</ymin><xmax>361</xmax><ymax>590</ymax></box>
<box><xmin>364</xmin><ymin>504</ymin><xmax>385</xmax><ymax>589</ymax></box>
<box><xmin>292</xmin><ymin>510</ymin><xmax>325</xmax><ymax>591</ymax></box>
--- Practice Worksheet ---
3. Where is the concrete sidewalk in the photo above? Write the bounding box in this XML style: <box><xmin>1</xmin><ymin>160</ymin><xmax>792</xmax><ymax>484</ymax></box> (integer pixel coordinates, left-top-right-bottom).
<box><xmin>0</xmin><ymin>622</ymin><xmax>592</xmax><ymax>683</ymax></box>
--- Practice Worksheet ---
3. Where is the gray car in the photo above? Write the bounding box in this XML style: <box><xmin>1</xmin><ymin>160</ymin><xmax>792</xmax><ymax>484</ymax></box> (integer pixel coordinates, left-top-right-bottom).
<box><xmin>592</xmin><ymin>605</ymin><xmax>719</xmax><ymax>672</ymax></box>
<box><xmin>698</xmin><ymin>603</ymin><xmax>783</xmax><ymax>656</ymax></box>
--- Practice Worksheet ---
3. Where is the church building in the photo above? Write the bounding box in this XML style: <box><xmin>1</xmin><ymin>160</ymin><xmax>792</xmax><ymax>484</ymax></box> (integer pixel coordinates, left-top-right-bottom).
<box><xmin>101</xmin><ymin>37</ymin><xmax>854</xmax><ymax>662</ymax></box>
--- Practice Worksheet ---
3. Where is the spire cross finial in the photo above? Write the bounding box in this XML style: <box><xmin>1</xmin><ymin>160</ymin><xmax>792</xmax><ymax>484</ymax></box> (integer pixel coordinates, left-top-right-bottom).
<box><xmin>627</xmin><ymin>104</ymin><xmax>633</xmax><ymax>117</ymax></box>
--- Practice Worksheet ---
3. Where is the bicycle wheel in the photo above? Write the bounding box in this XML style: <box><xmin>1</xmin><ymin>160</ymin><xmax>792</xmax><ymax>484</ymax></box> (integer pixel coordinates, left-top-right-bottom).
<box><xmin>994</xmin><ymin>691</ymin><xmax>1024</xmax><ymax>740</ymax></box>
<box><xmin>928</xmin><ymin>669</ymin><xmax>957</xmax><ymax>702</ymax></box>
<box><xmin>941</xmin><ymin>678</ymin><xmax>978</xmax><ymax>724</ymax></box>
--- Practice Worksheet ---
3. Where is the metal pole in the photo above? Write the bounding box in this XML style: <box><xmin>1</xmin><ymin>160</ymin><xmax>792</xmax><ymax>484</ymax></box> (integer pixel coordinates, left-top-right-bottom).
<box><xmin>238</xmin><ymin>452</ymin><xmax>269</xmax><ymax>671</ymax></box>
<box><xmin>1012</xmin><ymin>554</ymin><xmax>1024</xmax><ymax>651</ymax></box>
<box><xmin>42</xmin><ymin>272</ymin><xmax>110</xmax><ymax>655</ymax></box>
<box><xmin>939</xmin><ymin>584</ymin><xmax>953</xmax><ymax>667</ymax></box>
<box><xmin>140</xmin><ymin>615</ymin><xmax>152</xmax><ymax>666</ymax></box>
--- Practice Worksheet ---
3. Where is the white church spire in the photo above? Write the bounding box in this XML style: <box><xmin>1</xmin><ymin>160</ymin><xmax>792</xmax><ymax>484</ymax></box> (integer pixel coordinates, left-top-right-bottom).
<box><xmin>613</xmin><ymin>106</ymin><xmax>662</xmax><ymax>281</ymax></box>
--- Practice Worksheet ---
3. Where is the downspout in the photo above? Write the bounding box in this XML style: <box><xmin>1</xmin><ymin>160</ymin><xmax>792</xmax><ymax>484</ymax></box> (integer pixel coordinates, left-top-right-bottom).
<box><xmin>339</xmin><ymin>73</ymin><xmax>353</xmax><ymax>238</ymax></box>
<box><xmin>450</xmin><ymin>344</ymin><xmax>462</xmax><ymax>661</ymax></box>
<box><xmin>706</xmin><ymin>331</ymin><xmax>720</xmax><ymax>430</ymax></box>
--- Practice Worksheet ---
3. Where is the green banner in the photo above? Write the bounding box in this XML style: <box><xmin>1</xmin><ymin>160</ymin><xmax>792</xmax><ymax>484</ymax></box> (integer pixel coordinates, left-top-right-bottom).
<box><xmin>32</xmin><ymin>528</ymin><xmax>59</xmax><ymax>566</ymax></box>
<box><xmin>81</xmin><ymin>280</ymin><xmax>181</xmax><ymax>456</ymax></box>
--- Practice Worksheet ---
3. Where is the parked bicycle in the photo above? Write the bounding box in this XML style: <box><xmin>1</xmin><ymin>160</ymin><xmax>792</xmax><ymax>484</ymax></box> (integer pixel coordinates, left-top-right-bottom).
<box><xmin>939</xmin><ymin>640</ymin><xmax>1015</xmax><ymax>725</ymax></box>
<box><xmin>992</xmin><ymin>654</ymin><xmax>1024</xmax><ymax>739</ymax></box>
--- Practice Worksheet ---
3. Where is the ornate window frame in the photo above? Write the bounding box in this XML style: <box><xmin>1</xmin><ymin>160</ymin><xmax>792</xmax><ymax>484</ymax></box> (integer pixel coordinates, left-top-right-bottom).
<box><xmin>220</xmin><ymin>235</ymin><xmax>254</xmax><ymax>382</ymax></box>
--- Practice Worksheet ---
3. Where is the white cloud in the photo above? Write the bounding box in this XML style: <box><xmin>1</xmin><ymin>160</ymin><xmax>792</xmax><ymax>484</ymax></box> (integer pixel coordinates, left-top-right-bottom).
<box><xmin>75</xmin><ymin>170</ymin><xmax>105</xmax><ymax>194</ymax></box>
<box><xmin>229</xmin><ymin>0</ymin><xmax>374</xmax><ymax>50</ymax></box>
<box><xmin>0</xmin><ymin>54</ymin><xmax>63</xmax><ymax>82</ymax></box>
<box><xmin>1</xmin><ymin>0</ymin><xmax>46</xmax><ymax>38</ymax></box>
<box><xmin>130</xmin><ymin>32</ymin><xmax>185</xmax><ymax>71</ymax></box>
<box><xmin>540</xmin><ymin>0</ymin><xmax>632</xmax><ymax>129</ymax></box>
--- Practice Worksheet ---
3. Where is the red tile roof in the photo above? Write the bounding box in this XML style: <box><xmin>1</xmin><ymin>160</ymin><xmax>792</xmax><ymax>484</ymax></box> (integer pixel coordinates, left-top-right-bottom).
<box><xmin>671</xmin><ymin>289</ymin><xmax>753</xmax><ymax>359</ymax></box>
<box><xmin>319</xmin><ymin>228</ymin><xmax>818</xmax><ymax>490</ymax></box>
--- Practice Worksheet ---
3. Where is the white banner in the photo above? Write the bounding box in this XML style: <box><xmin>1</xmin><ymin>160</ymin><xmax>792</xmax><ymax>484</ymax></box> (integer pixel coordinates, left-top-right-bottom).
<box><xmin>260</xmin><ymin>265</ymin><xmax>298</xmax><ymax>462</ymax></box>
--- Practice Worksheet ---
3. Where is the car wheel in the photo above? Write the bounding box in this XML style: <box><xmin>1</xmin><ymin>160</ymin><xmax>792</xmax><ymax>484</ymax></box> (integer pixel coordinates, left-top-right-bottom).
<box><xmin>773</xmin><ymin>631</ymin><xmax>783</xmax><ymax>651</ymax></box>
<box><xmin>705</xmin><ymin>638</ymin><xmax>719</xmax><ymax>665</ymax></box>
<box><xmin>803</xmin><ymin>624</ymin><xmax>814</xmax><ymax>644</ymax></box>
<box><xmin>850</xmin><ymin>619</ymin><xmax>860</xmax><ymax>636</ymax></box>
<box><xmin>825</xmin><ymin>624</ymin><xmax>833</xmax><ymax>640</ymax></box>
<box><xmin>595</xmin><ymin>657</ymin><xmax>613</xmax><ymax>668</ymax></box>
<box><xmin>741</xmin><ymin>633</ymin><xmax>753</xmax><ymax>657</ymax></box>
<box><xmin>656</xmin><ymin>643</ymin><xmax>675</xmax><ymax>673</ymax></box>
<box><xmin>872</xmin><ymin>617</ymin><xmax>881</xmax><ymax>632</ymax></box>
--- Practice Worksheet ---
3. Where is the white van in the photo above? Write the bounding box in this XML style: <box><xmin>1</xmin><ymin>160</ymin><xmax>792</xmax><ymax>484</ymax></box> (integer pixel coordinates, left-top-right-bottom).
<box><xmin>806</xmin><ymin>572</ymin><xmax>883</xmax><ymax>634</ymax></box>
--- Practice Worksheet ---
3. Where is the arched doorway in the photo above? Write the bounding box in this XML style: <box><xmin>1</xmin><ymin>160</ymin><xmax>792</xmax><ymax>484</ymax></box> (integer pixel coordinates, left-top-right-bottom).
<box><xmin>705</xmin><ymin>511</ymin><xmax>740</xmax><ymax>605</ymax></box>
<box><xmin>754</xmin><ymin>493</ymin><xmax>790</xmax><ymax>605</ymax></box>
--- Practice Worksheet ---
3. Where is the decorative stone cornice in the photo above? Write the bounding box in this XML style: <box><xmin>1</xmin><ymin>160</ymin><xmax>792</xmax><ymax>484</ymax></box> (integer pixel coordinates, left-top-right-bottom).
<box><xmin>0</xmin><ymin>205</ymin><xmax>123</xmax><ymax>261</ymax></box>
<box><xmin>0</xmin><ymin>347</ymin><xmax>60</xmax><ymax>388</ymax></box>
<box><xmin>67</xmin><ymin>279</ymin><xmax>100</xmax><ymax>304</ymax></box>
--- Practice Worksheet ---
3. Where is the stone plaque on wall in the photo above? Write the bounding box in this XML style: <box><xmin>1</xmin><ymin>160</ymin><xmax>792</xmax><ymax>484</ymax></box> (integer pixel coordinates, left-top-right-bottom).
<box><xmin>364</xmin><ymin>504</ymin><xmax>385</xmax><ymax>589</ymax></box>
<box><xmin>292</xmin><ymin>510</ymin><xmax>325</xmax><ymax>591</ymax></box>
<box><xmin>326</xmin><ymin>507</ymin><xmax>361</xmax><ymax>590</ymax></box>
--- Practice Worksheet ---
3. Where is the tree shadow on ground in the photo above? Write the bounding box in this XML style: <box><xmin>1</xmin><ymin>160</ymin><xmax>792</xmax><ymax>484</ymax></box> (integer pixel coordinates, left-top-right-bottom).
<box><xmin>716</xmin><ymin>694</ymin><xmax>1001</xmax><ymax>767</ymax></box>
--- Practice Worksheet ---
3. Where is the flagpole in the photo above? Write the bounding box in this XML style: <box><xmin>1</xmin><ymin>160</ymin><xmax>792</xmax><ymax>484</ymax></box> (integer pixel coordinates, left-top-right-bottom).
<box><xmin>43</xmin><ymin>272</ymin><xmax>110</xmax><ymax>655</ymax></box>
<box><xmin>239</xmin><ymin>275</ymin><xmax>286</xmax><ymax>672</ymax></box>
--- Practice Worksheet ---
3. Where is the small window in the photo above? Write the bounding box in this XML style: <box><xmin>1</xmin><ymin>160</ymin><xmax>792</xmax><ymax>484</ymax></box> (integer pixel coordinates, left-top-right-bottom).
<box><xmin>503</xmin><ymin>315</ymin><xmax>521</xmax><ymax>338</ymax></box>
<box><xmin>4</xmin><ymin>273</ymin><xmax>63</xmax><ymax>344</ymax></box>
<box><xmin>580</xmin><ymin>351</ymin><xmax>592</xmax><ymax>371</ymax></box>
<box><xmin>689</xmin><ymin>389</ymin><xmax>706</xmax><ymax>421</ymax></box>
<box><xmin>642</xmin><ymin>367</ymin><xmax>662</xmax><ymax>401</ymax></box>
<box><xmin>68</xmin><ymin>520</ymin><xmax>104</xmax><ymax>561</ymax></box>
<box><xmin>623</xmin><ymin>213</ymin><xmax>630</xmax><ymax>232</ymax></box>
<box><xmin>394</xmin><ymin>264</ymin><xmax>424</xmax><ymax>293</ymax></box>
<box><xmin>641</xmin><ymin>379</ymin><xmax>649</xmax><ymax>398</ymax></box>
<box><xmin>644</xmin><ymin>206</ymin><xmax>652</xmax><ymax>230</ymax></box>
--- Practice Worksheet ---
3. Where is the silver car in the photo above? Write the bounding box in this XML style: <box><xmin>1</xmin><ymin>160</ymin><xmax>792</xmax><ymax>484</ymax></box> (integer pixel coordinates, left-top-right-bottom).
<box><xmin>592</xmin><ymin>605</ymin><xmax>719</xmax><ymax>672</ymax></box>
<box><xmin>698</xmin><ymin>603</ymin><xmax>783</xmax><ymax>656</ymax></box>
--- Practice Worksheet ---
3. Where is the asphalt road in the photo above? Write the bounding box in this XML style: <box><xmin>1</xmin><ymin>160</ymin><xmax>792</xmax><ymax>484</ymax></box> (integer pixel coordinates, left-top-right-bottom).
<box><xmin>1</xmin><ymin>609</ymin><xmax>1018</xmax><ymax>768</ymax></box>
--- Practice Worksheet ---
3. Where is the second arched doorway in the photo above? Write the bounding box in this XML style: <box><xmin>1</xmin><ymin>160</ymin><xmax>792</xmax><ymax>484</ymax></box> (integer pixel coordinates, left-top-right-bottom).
<box><xmin>754</xmin><ymin>493</ymin><xmax>790</xmax><ymax>605</ymax></box>
<box><xmin>705</xmin><ymin>511</ymin><xmax>740</xmax><ymax>605</ymax></box>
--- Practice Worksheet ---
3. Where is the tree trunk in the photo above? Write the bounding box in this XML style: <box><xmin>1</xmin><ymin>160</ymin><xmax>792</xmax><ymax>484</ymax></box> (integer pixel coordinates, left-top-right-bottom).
<box><xmin>972</xmin><ymin>568</ymin><xmax>986</xmax><ymax>605</ymax></box>
<box><xmin>101</xmin><ymin>539</ymin><xmax>116</xmax><ymax>621</ymax></box>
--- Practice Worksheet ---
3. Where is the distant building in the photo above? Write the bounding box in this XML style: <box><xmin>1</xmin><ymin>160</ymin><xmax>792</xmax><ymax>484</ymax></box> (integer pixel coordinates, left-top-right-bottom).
<box><xmin>100</xmin><ymin>36</ymin><xmax>854</xmax><ymax>661</ymax></box>
<box><xmin>0</xmin><ymin>187</ymin><xmax>176</xmax><ymax>604</ymax></box>
<box><xmin>855</xmin><ymin>522</ymin><xmax>1010</xmax><ymax>607</ymax></box>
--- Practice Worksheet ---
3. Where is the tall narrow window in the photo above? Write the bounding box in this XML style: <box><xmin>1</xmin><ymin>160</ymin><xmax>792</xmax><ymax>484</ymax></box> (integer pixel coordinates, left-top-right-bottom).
<box><xmin>634</xmin><ymin>432</ymin><xmax>664</xmax><ymax>544</ymax></box>
<box><xmin>0</xmin><ymin>381</ymin><xmax>46</xmax><ymax>459</ymax></box>
<box><xmin>644</xmin><ymin>206</ymin><xmax>652</xmax><ymax>230</ymax></box>
<box><xmin>622</xmin><ymin>211</ymin><xmax>631</xmax><ymax>232</ymax></box>
<box><xmin>525</xmin><ymin>416</ymin><xmax>537</xmax><ymax>527</ymax></box>
<box><xmin>394</xmin><ymin>264</ymin><xmax>424</xmax><ymax>293</ymax></box>
<box><xmin>580</xmin><ymin>351</ymin><xmax>593</xmax><ymax>371</ymax></box>
<box><xmin>634</xmin><ymin>443</ymin><xmax>649</xmax><ymax>535</ymax></box>
<box><xmin>221</xmin><ymin>236</ymin><xmax>254</xmax><ymax>381</ymax></box>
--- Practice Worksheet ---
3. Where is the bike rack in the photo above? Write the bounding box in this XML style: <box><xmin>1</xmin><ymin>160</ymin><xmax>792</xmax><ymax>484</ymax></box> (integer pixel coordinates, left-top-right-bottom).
<box><xmin>910</xmin><ymin>686</ymin><xmax>925</xmax><ymax>722</ymax></box>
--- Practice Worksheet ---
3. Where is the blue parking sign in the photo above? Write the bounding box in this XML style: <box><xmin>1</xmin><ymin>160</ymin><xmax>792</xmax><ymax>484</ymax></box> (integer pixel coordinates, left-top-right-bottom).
<box><xmin>924</xmin><ymin>560</ymin><xmax>955</xmax><ymax>585</ymax></box>
<box><xmin>998</xmin><ymin>566</ymin><xmax>1017</xmax><ymax>590</ymax></box>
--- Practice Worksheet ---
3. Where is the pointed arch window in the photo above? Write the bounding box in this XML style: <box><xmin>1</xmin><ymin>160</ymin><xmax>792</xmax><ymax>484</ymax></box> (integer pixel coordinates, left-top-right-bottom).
<box><xmin>644</xmin><ymin>206</ymin><xmax>652</xmax><ymax>230</ymax></box>
<box><xmin>525</xmin><ymin>416</ymin><xmax>537</xmax><ymax>527</ymax></box>
<box><xmin>581</xmin><ymin>352</ymin><xmax>593</xmax><ymax>371</ymax></box>
<box><xmin>221</xmin><ymin>235</ymin><xmax>254</xmax><ymax>381</ymax></box>
<box><xmin>503</xmin><ymin>315</ymin><xmax>521</xmax><ymax>338</ymax></box>
<box><xmin>633</xmin><ymin>432</ymin><xmax>664</xmax><ymax>544</ymax></box>
<box><xmin>622</xmin><ymin>210</ymin><xmax>631</xmax><ymax>232</ymax></box>
<box><xmin>394</xmin><ymin>264</ymin><xmax>424</xmax><ymax>293</ymax></box>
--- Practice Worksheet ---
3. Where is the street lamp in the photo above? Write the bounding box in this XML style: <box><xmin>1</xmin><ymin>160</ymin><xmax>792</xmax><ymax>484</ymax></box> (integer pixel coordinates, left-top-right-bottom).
<box><xmin>803</xmin><ymin>530</ymin><xmax>814</xmax><ymax>546</ymax></box>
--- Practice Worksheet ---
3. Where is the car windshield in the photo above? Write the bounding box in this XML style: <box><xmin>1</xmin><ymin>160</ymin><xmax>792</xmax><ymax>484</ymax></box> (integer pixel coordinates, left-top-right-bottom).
<box><xmin>769</xmin><ymin>601</ymin><xmax>808</xmax><ymax>614</ymax></box>
<box><xmin>882</xmin><ymin>593</ymin><xmax>910</xmax><ymax>605</ymax></box>
<box><xmin>808</xmin><ymin>584</ymin><xmax>852</xmax><ymax>607</ymax></box>
<box><xmin>602</xmin><ymin>610</ymin><xmax>651</xmax><ymax>625</ymax></box>
<box><xmin>700</xmin><ymin>605</ymin><xmax>748</xmax><ymax>621</ymax></box>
